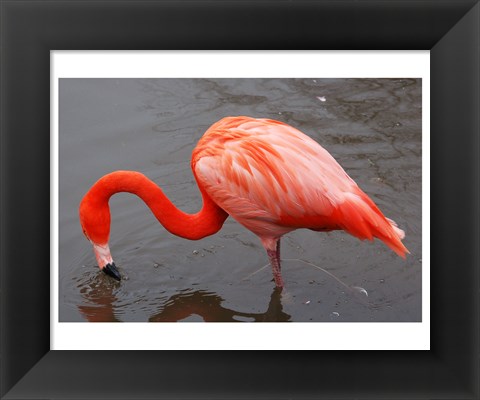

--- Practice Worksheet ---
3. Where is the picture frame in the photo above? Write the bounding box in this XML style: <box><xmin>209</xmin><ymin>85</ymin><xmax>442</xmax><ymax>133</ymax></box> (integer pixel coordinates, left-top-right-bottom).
<box><xmin>1</xmin><ymin>1</ymin><xmax>478</xmax><ymax>399</ymax></box>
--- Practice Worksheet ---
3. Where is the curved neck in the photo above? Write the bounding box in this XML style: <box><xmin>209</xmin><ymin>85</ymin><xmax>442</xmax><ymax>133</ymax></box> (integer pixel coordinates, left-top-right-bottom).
<box><xmin>80</xmin><ymin>170</ymin><xmax>228</xmax><ymax>242</ymax></box>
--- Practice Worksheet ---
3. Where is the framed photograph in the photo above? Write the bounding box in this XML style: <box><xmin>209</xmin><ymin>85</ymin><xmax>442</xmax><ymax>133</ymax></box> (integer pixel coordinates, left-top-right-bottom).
<box><xmin>53</xmin><ymin>53</ymin><xmax>427</xmax><ymax>352</ymax></box>
<box><xmin>1</xmin><ymin>1</ymin><xmax>478</xmax><ymax>399</ymax></box>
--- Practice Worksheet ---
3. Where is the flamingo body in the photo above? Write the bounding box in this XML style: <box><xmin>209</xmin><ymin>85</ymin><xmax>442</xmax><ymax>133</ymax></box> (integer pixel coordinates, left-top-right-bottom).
<box><xmin>79</xmin><ymin>116</ymin><xmax>408</xmax><ymax>288</ymax></box>
<box><xmin>193</xmin><ymin>117</ymin><xmax>406</xmax><ymax>255</ymax></box>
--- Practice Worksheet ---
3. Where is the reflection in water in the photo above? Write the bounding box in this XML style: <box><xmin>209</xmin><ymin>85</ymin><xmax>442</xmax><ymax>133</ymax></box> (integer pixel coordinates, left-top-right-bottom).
<box><xmin>150</xmin><ymin>288</ymin><xmax>290</xmax><ymax>322</ymax></box>
<box><xmin>77</xmin><ymin>275</ymin><xmax>121</xmax><ymax>322</ymax></box>
<box><xmin>78</xmin><ymin>277</ymin><xmax>291</xmax><ymax>322</ymax></box>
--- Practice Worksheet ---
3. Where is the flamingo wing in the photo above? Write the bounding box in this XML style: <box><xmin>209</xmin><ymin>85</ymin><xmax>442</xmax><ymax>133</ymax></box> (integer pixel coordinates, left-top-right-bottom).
<box><xmin>192</xmin><ymin>116</ymin><xmax>407</xmax><ymax>257</ymax></box>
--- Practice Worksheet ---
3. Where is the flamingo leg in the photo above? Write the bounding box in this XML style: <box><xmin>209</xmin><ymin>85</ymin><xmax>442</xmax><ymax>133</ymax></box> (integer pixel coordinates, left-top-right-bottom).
<box><xmin>267</xmin><ymin>240</ymin><xmax>284</xmax><ymax>289</ymax></box>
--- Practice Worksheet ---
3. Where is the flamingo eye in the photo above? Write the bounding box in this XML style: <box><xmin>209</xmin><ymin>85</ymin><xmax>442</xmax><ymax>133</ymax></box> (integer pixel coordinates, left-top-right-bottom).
<box><xmin>82</xmin><ymin>228</ymin><xmax>90</xmax><ymax>240</ymax></box>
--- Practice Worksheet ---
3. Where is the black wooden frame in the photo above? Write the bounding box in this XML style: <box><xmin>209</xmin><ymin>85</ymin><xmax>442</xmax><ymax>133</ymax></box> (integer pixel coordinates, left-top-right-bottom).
<box><xmin>1</xmin><ymin>1</ymin><xmax>479</xmax><ymax>399</ymax></box>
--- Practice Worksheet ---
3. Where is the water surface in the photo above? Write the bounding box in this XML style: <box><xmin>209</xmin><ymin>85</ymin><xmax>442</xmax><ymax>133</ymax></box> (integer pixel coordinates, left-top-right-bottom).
<box><xmin>59</xmin><ymin>78</ymin><xmax>422</xmax><ymax>322</ymax></box>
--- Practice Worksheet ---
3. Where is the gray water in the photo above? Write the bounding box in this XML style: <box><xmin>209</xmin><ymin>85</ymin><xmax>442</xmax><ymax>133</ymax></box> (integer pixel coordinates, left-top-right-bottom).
<box><xmin>59</xmin><ymin>78</ymin><xmax>422</xmax><ymax>322</ymax></box>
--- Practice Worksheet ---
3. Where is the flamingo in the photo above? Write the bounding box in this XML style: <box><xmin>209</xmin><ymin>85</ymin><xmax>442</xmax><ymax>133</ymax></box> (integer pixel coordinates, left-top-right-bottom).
<box><xmin>79</xmin><ymin>116</ymin><xmax>408</xmax><ymax>288</ymax></box>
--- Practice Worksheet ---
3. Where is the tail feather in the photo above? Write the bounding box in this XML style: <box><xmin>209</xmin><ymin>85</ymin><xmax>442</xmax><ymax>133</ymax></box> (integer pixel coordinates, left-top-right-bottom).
<box><xmin>386</xmin><ymin>217</ymin><xmax>405</xmax><ymax>240</ymax></box>
<box><xmin>340</xmin><ymin>192</ymin><xmax>409</xmax><ymax>258</ymax></box>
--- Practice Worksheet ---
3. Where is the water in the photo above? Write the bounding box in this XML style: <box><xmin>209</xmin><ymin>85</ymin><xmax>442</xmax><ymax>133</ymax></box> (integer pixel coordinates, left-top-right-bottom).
<box><xmin>59</xmin><ymin>78</ymin><xmax>422</xmax><ymax>322</ymax></box>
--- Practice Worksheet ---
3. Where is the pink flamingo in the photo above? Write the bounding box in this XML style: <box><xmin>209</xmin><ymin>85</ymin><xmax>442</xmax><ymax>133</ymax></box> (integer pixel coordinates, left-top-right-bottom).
<box><xmin>79</xmin><ymin>116</ymin><xmax>408</xmax><ymax>288</ymax></box>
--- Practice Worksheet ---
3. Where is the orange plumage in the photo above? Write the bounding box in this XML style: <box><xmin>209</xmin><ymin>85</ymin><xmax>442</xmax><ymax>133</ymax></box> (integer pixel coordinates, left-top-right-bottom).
<box><xmin>80</xmin><ymin>116</ymin><xmax>408</xmax><ymax>287</ymax></box>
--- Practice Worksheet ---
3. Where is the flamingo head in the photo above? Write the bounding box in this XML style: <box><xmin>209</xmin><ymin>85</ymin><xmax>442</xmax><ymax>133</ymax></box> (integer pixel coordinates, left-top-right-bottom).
<box><xmin>79</xmin><ymin>195</ymin><xmax>121</xmax><ymax>281</ymax></box>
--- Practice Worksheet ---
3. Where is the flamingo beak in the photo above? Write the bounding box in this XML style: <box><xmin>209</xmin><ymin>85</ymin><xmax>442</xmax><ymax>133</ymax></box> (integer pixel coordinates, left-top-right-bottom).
<box><xmin>103</xmin><ymin>262</ymin><xmax>121</xmax><ymax>281</ymax></box>
<box><xmin>93</xmin><ymin>243</ymin><xmax>121</xmax><ymax>281</ymax></box>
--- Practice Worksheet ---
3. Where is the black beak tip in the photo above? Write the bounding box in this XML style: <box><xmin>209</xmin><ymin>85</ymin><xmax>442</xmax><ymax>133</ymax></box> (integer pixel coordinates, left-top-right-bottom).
<box><xmin>102</xmin><ymin>262</ymin><xmax>121</xmax><ymax>281</ymax></box>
